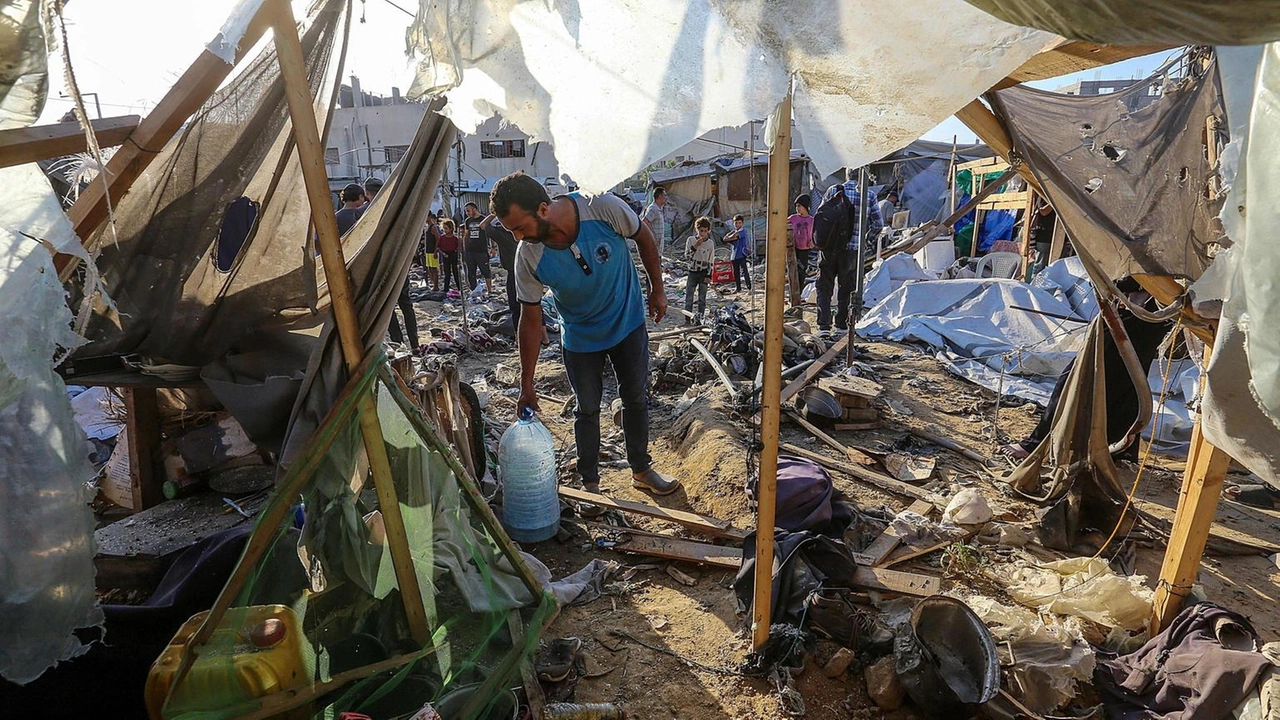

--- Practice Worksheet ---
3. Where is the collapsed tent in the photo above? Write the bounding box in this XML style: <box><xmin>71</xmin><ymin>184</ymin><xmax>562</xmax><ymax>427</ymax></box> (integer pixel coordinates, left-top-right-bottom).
<box><xmin>648</xmin><ymin>151</ymin><xmax>809</xmax><ymax>240</ymax></box>
<box><xmin>989</xmin><ymin>53</ymin><xmax>1227</xmax><ymax>282</ymax></box>
<box><xmin>407</xmin><ymin>0</ymin><xmax>1055</xmax><ymax>192</ymax></box>
<box><xmin>959</xmin><ymin>0</ymin><xmax>1280</xmax><ymax>47</ymax></box>
<box><xmin>865</xmin><ymin>139</ymin><xmax>993</xmax><ymax>225</ymax></box>
<box><xmin>856</xmin><ymin>256</ymin><xmax>1096</xmax><ymax>404</ymax></box>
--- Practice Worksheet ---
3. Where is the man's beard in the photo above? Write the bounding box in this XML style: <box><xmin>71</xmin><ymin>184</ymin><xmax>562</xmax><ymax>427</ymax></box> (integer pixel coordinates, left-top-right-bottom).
<box><xmin>530</xmin><ymin>216</ymin><xmax>554</xmax><ymax>242</ymax></box>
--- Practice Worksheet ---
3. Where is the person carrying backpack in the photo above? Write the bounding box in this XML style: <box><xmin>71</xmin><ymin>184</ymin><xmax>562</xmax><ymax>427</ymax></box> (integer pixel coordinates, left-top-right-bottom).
<box><xmin>811</xmin><ymin>173</ymin><xmax>884</xmax><ymax>334</ymax></box>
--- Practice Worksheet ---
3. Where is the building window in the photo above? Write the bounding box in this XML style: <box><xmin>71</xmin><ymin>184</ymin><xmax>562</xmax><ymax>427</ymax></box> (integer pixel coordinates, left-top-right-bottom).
<box><xmin>384</xmin><ymin>145</ymin><xmax>409</xmax><ymax>163</ymax></box>
<box><xmin>325</xmin><ymin>147</ymin><xmax>339</xmax><ymax>164</ymax></box>
<box><xmin>480</xmin><ymin>139</ymin><xmax>526</xmax><ymax>159</ymax></box>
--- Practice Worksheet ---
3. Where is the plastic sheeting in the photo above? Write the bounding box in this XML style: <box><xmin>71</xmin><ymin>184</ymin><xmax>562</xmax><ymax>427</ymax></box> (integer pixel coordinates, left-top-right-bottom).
<box><xmin>960</xmin><ymin>0</ymin><xmax>1280</xmax><ymax>47</ymax></box>
<box><xmin>0</xmin><ymin>165</ymin><xmax>103</xmax><ymax>684</ymax></box>
<box><xmin>0</xmin><ymin>0</ymin><xmax>48</xmax><ymax>129</ymax></box>
<box><xmin>1006</xmin><ymin>557</ymin><xmax>1154</xmax><ymax>632</ymax></box>
<box><xmin>856</xmin><ymin>256</ymin><xmax>1096</xmax><ymax>404</ymax></box>
<box><xmin>407</xmin><ymin>0</ymin><xmax>1054</xmax><ymax>192</ymax></box>
<box><xmin>1191</xmin><ymin>45</ymin><xmax>1280</xmax><ymax>486</ymax></box>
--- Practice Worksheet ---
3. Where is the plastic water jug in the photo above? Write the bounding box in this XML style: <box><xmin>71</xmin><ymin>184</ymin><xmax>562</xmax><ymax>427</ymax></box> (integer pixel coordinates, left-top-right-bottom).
<box><xmin>499</xmin><ymin>408</ymin><xmax>560</xmax><ymax>543</ymax></box>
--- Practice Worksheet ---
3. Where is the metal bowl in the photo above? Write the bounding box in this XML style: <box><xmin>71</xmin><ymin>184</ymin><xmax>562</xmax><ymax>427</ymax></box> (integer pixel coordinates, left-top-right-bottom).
<box><xmin>797</xmin><ymin>387</ymin><xmax>842</xmax><ymax>427</ymax></box>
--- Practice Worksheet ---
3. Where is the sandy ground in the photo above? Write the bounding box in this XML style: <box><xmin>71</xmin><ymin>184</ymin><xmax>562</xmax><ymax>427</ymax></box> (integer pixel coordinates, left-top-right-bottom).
<box><xmin>405</xmin><ymin>263</ymin><xmax>1280</xmax><ymax>720</ymax></box>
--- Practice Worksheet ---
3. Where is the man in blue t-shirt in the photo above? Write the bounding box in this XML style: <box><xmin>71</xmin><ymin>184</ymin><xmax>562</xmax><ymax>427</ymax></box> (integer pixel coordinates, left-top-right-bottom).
<box><xmin>491</xmin><ymin>172</ymin><xmax>679</xmax><ymax>507</ymax></box>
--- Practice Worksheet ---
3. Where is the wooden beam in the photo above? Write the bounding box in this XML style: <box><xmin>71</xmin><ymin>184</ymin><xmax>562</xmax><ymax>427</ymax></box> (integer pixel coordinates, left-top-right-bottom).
<box><xmin>558</xmin><ymin>486</ymin><xmax>746</xmax><ymax>540</ymax></box>
<box><xmin>852</xmin><ymin>499</ymin><xmax>933</xmax><ymax>566</ymax></box>
<box><xmin>784</xmin><ymin>409</ymin><xmax>876</xmax><ymax>466</ymax></box>
<box><xmin>123</xmin><ymin>387</ymin><xmax>164</xmax><ymax>511</ymax></box>
<box><xmin>271</xmin><ymin>1</ymin><xmax>430</xmax><ymax>647</ymax></box>
<box><xmin>0</xmin><ymin>115</ymin><xmax>140</xmax><ymax>168</ymax></box>
<box><xmin>779</xmin><ymin>333</ymin><xmax>849</xmax><ymax>405</ymax></box>
<box><xmin>852</xmin><ymin>566</ymin><xmax>941</xmax><ymax>597</ymax></box>
<box><xmin>753</xmin><ymin>89</ymin><xmax>792</xmax><ymax>651</ymax></box>
<box><xmin>613</xmin><ymin>535</ymin><xmax>741</xmax><ymax>569</ymax></box>
<box><xmin>780</xmin><ymin>442</ymin><xmax>934</xmax><ymax>502</ymax></box>
<box><xmin>58</xmin><ymin>1</ymin><xmax>275</xmax><ymax>267</ymax></box>
<box><xmin>1150</xmin><ymin>411</ymin><xmax>1231</xmax><ymax>633</ymax></box>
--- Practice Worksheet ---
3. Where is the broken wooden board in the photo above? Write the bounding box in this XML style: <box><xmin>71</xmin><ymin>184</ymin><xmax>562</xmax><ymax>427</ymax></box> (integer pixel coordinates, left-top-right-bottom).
<box><xmin>780</xmin><ymin>334</ymin><xmax>850</xmax><ymax>404</ymax></box>
<box><xmin>880</xmin><ymin>532</ymin><xmax>976</xmax><ymax>569</ymax></box>
<box><xmin>94</xmin><ymin>491</ymin><xmax>268</xmax><ymax>589</ymax></box>
<box><xmin>0</xmin><ymin>115</ymin><xmax>141</xmax><ymax>169</ymax></box>
<box><xmin>834</xmin><ymin>421</ymin><xmax>881</xmax><ymax>431</ymax></box>
<box><xmin>851</xmin><ymin>566</ymin><xmax>941</xmax><ymax>596</ymax></box>
<box><xmin>852</xmin><ymin>499</ymin><xmax>934</xmax><ymax>565</ymax></box>
<box><xmin>839</xmin><ymin>407</ymin><xmax>880</xmax><ymax>422</ymax></box>
<box><xmin>820</xmin><ymin>376</ymin><xmax>882</xmax><ymax>401</ymax></box>
<box><xmin>781</xmin><ymin>442</ymin><xmax>934</xmax><ymax>502</ymax></box>
<box><xmin>612</xmin><ymin>535</ymin><xmax>741</xmax><ymax>569</ymax></box>
<box><xmin>785</xmin><ymin>409</ymin><xmax>877</xmax><ymax>466</ymax></box>
<box><xmin>559</xmin><ymin>487</ymin><xmax>748</xmax><ymax>541</ymax></box>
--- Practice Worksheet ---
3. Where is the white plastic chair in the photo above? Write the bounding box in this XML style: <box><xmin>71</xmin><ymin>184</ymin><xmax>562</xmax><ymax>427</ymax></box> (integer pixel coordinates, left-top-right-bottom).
<box><xmin>975</xmin><ymin>251</ymin><xmax>1023</xmax><ymax>279</ymax></box>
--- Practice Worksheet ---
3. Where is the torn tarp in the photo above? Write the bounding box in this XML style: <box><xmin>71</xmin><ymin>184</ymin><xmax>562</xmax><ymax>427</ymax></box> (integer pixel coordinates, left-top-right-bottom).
<box><xmin>990</xmin><ymin>57</ymin><xmax>1227</xmax><ymax>282</ymax></box>
<box><xmin>959</xmin><ymin>0</ymin><xmax>1280</xmax><ymax>46</ymax></box>
<box><xmin>856</xmin><ymin>256</ymin><xmax>1096</xmax><ymax>404</ymax></box>
<box><xmin>408</xmin><ymin>0</ymin><xmax>1054</xmax><ymax>192</ymax></box>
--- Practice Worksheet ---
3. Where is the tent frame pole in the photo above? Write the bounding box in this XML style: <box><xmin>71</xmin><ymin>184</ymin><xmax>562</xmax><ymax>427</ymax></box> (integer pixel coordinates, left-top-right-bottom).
<box><xmin>753</xmin><ymin>88</ymin><xmax>792</xmax><ymax>650</ymax></box>
<box><xmin>270</xmin><ymin>0</ymin><xmax>431</xmax><ymax>646</ymax></box>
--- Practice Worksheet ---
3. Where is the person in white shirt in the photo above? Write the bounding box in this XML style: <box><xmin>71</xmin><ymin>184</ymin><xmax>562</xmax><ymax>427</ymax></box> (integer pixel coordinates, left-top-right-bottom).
<box><xmin>643</xmin><ymin>186</ymin><xmax>670</xmax><ymax>255</ymax></box>
<box><xmin>683</xmin><ymin>216</ymin><xmax>715</xmax><ymax>323</ymax></box>
<box><xmin>877</xmin><ymin>190</ymin><xmax>899</xmax><ymax>227</ymax></box>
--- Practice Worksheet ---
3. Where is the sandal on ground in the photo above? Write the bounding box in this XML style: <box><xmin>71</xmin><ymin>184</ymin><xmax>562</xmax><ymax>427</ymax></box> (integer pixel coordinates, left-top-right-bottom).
<box><xmin>536</xmin><ymin>637</ymin><xmax>583</xmax><ymax>683</ymax></box>
<box><xmin>632</xmin><ymin>469</ymin><xmax>680</xmax><ymax>496</ymax></box>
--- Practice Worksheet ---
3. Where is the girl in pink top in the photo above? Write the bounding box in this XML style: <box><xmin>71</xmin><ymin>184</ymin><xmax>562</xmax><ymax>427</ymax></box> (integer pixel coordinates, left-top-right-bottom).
<box><xmin>788</xmin><ymin>194</ymin><xmax>815</xmax><ymax>277</ymax></box>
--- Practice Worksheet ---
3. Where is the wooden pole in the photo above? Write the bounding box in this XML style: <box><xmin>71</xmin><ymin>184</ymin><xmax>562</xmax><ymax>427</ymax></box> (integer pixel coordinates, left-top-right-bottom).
<box><xmin>271</xmin><ymin>0</ymin><xmax>431</xmax><ymax>646</ymax></box>
<box><xmin>753</xmin><ymin>88</ymin><xmax>792</xmax><ymax>650</ymax></box>
<box><xmin>1150</xmin><ymin>384</ymin><xmax>1231</xmax><ymax>631</ymax></box>
<box><xmin>0</xmin><ymin>115</ymin><xmax>139</xmax><ymax>169</ymax></box>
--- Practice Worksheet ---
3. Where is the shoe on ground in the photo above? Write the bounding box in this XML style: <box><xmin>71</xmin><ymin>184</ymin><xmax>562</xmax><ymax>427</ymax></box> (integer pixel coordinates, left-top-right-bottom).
<box><xmin>536</xmin><ymin>637</ymin><xmax>583</xmax><ymax>683</ymax></box>
<box><xmin>632</xmin><ymin>469</ymin><xmax>680</xmax><ymax>496</ymax></box>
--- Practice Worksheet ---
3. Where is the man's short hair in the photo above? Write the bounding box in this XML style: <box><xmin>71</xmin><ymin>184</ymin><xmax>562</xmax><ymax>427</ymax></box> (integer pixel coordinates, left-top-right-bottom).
<box><xmin>793</xmin><ymin>194</ymin><xmax>810</xmax><ymax>210</ymax></box>
<box><xmin>885</xmin><ymin>190</ymin><xmax>899</xmax><ymax>200</ymax></box>
<box><xmin>733</xmin><ymin>214</ymin><xmax>745</xmax><ymax>222</ymax></box>
<box><xmin>364</xmin><ymin>176</ymin><xmax>383</xmax><ymax>193</ymax></box>
<box><xmin>491</xmin><ymin>172</ymin><xmax>551</xmax><ymax>217</ymax></box>
<box><xmin>653</xmin><ymin>186</ymin><xmax>666</xmax><ymax>199</ymax></box>
<box><xmin>342</xmin><ymin>183</ymin><xmax>364</xmax><ymax>202</ymax></box>
<box><xmin>694</xmin><ymin>216</ymin><xmax>712</xmax><ymax>230</ymax></box>
<box><xmin>464</xmin><ymin>201</ymin><xmax>479</xmax><ymax>211</ymax></box>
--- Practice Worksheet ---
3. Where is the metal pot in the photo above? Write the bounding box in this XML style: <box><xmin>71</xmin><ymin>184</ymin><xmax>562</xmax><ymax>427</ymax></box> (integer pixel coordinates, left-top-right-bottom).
<box><xmin>895</xmin><ymin>595</ymin><xmax>1001</xmax><ymax>716</ymax></box>
<box><xmin>797</xmin><ymin>387</ymin><xmax>841</xmax><ymax>427</ymax></box>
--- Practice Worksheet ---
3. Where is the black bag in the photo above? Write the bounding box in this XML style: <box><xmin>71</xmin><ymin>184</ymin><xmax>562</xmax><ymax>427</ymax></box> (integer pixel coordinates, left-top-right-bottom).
<box><xmin>811</xmin><ymin>189</ymin><xmax>852</xmax><ymax>252</ymax></box>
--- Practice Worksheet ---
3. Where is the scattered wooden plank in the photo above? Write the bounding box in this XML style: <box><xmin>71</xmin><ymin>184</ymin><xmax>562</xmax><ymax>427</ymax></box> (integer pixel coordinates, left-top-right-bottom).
<box><xmin>820</xmin><ymin>376</ymin><xmax>882</xmax><ymax>401</ymax></box>
<box><xmin>124</xmin><ymin>387</ymin><xmax>164</xmax><ymax>511</ymax></box>
<box><xmin>851</xmin><ymin>566</ymin><xmax>940</xmax><ymax>596</ymax></box>
<box><xmin>839</xmin><ymin>407</ymin><xmax>880</xmax><ymax>422</ymax></box>
<box><xmin>781</xmin><ymin>442</ymin><xmax>934</xmax><ymax>502</ymax></box>
<box><xmin>907</xmin><ymin>427</ymin><xmax>991</xmax><ymax>466</ymax></box>
<box><xmin>779</xmin><ymin>334</ymin><xmax>850</xmax><ymax>404</ymax></box>
<box><xmin>853</xmin><ymin>499</ymin><xmax>934</xmax><ymax>566</ymax></box>
<box><xmin>559</xmin><ymin>486</ymin><xmax>748</xmax><ymax>540</ymax></box>
<box><xmin>613</xmin><ymin>535</ymin><xmax>741</xmax><ymax>569</ymax></box>
<box><xmin>0</xmin><ymin>115</ymin><xmax>141</xmax><ymax>168</ymax></box>
<box><xmin>880</xmin><ymin>536</ymin><xmax>964</xmax><ymax>569</ymax></box>
<box><xmin>785</xmin><ymin>409</ymin><xmax>876</xmax><ymax>466</ymax></box>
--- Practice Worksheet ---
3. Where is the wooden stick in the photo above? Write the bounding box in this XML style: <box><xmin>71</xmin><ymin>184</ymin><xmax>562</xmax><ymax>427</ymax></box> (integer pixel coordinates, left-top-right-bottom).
<box><xmin>558</xmin><ymin>486</ymin><xmax>746</xmax><ymax>540</ymax></box>
<box><xmin>690</xmin><ymin>338</ymin><xmax>739</xmax><ymax>396</ymax></box>
<box><xmin>613</xmin><ymin>535</ymin><xmax>741</xmax><ymax>569</ymax></box>
<box><xmin>650</xmin><ymin>325</ymin><xmax>709</xmax><ymax>341</ymax></box>
<box><xmin>459</xmin><ymin>604</ymin><xmax>558</xmax><ymax>719</ymax></box>
<box><xmin>907</xmin><ymin>427</ymin><xmax>990</xmax><ymax>466</ymax></box>
<box><xmin>753</xmin><ymin>89</ymin><xmax>792</xmax><ymax>651</ymax></box>
<box><xmin>236</xmin><ymin>647</ymin><xmax>439</xmax><ymax>720</ymax></box>
<box><xmin>507</xmin><ymin>611</ymin><xmax>545</xmax><ymax>719</ymax></box>
<box><xmin>880</xmin><ymin>531</ymin><xmax>976</xmax><ymax>569</ymax></box>
<box><xmin>780</xmin><ymin>442</ymin><xmax>934</xmax><ymax>502</ymax></box>
<box><xmin>851</xmin><ymin>566</ymin><xmax>941</xmax><ymax>596</ymax></box>
<box><xmin>271</xmin><ymin>1</ymin><xmax>429</xmax><ymax>646</ymax></box>
<box><xmin>1150</xmin><ymin>369</ymin><xmax>1231</xmax><ymax>633</ymax></box>
<box><xmin>0</xmin><ymin>115</ymin><xmax>140</xmax><ymax>169</ymax></box>
<box><xmin>779</xmin><ymin>334</ymin><xmax>849</xmax><ymax>404</ymax></box>
<box><xmin>785</xmin><ymin>409</ymin><xmax>876</xmax><ymax>466</ymax></box>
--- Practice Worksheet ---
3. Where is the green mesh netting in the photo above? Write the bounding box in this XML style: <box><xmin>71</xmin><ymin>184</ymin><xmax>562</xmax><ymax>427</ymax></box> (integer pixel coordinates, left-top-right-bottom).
<box><xmin>154</xmin><ymin>359</ymin><xmax>555</xmax><ymax>720</ymax></box>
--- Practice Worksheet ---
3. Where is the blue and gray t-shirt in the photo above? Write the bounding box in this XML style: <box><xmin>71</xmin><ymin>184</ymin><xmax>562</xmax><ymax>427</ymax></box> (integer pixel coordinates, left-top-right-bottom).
<box><xmin>515</xmin><ymin>193</ymin><xmax>646</xmax><ymax>353</ymax></box>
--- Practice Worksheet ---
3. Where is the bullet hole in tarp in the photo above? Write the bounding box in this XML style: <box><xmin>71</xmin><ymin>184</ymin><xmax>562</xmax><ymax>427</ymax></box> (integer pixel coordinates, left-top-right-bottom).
<box><xmin>1085</xmin><ymin>177</ymin><xmax>1103</xmax><ymax>194</ymax></box>
<box><xmin>1102</xmin><ymin>144</ymin><xmax>1125</xmax><ymax>162</ymax></box>
<box><xmin>1177</xmin><ymin>167</ymin><xmax>1191</xmax><ymax>186</ymax></box>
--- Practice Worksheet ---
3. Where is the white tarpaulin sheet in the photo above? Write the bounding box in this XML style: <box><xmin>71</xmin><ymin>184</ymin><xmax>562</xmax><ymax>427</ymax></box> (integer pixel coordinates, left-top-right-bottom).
<box><xmin>0</xmin><ymin>164</ymin><xmax>103</xmax><ymax>684</ymax></box>
<box><xmin>1189</xmin><ymin>44</ymin><xmax>1280</xmax><ymax>485</ymax></box>
<box><xmin>856</xmin><ymin>257</ymin><xmax>1096</xmax><ymax>404</ymax></box>
<box><xmin>408</xmin><ymin>0</ymin><xmax>1055</xmax><ymax>192</ymax></box>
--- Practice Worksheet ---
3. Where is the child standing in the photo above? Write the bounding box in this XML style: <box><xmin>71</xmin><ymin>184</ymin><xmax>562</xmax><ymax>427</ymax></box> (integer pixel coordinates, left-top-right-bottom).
<box><xmin>789</xmin><ymin>195</ymin><xmax>815</xmax><ymax>277</ymax></box>
<box><xmin>438</xmin><ymin>218</ymin><xmax>464</xmax><ymax>294</ymax></box>
<box><xmin>723</xmin><ymin>214</ymin><xmax>753</xmax><ymax>293</ymax></box>
<box><xmin>422</xmin><ymin>215</ymin><xmax>441</xmax><ymax>291</ymax></box>
<box><xmin>684</xmin><ymin>216</ymin><xmax>715</xmax><ymax>323</ymax></box>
